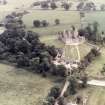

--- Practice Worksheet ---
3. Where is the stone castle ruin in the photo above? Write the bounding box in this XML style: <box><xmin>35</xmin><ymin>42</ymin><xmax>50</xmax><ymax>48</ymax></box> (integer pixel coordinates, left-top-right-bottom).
<box><xmin>58</xmin><ymin>26</ymin><xmax>85</xmax><ymax>45</ymax></box>
<box><xmin>53</xmin><ymin>26</ymin><xmax>85</xmax><ymax>73</ymax></box>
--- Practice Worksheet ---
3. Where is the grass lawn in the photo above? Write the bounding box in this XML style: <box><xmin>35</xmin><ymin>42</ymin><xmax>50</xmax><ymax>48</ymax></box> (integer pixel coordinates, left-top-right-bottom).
<box><xmin>40</xmin><ymin>35</ymin><xmax>92</xmax><ymax>60</ymax></box>
<box><xmin>22</xmin><ymin>10</ymin><xmax>80</xmax><ymax>35</ymax></box>
<box><xmin>86</xmin><ymin>46</ymin><xmax>105</xmax><ymax>78</ymax></box>
<box><xmin>84</xmin><ymin>11</ymin><xmax>105</xmax><ymax>33</ymax></box>
<box><xmin>87</xmin><ymin>87</ymin><xmax>105</xmax><ymax>105</ymax></box>
<box><xmin>40</xmin><ymin>34</ymin><xmax>105</xmax><ymax>78</ymax></box>
<box><xmin>0</xmin><ymin>63</ymin><xmax>58</xmax><ymax>105</ymax></box>
<box><xmin>76</xmin><ymin>87</ymin><xmax>105</xmax><ymax>105</ymax></box>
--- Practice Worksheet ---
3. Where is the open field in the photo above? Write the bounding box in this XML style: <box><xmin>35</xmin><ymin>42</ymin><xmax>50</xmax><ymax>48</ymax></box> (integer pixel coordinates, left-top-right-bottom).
<box><xmin>1</xmin><ymin>1</ymin><xmax>105</xmax><ymax>105</ymax></box>
<box><xmin>0</xmin><ymin>63</ymin><xmax>58</xmax><ymax>105</ymax></box>
<box><xmin>23</xmin><ymin>10</ymin><xmax>80</xmax><ymax>35</ymax></box>
<box><xmin>87</xmin><ymin>87</ymin><xmax>105</xmax><ymax>105</ymax></box>
<box><xmin>40</xmin><ymin>35</ymin><xmax>92</xmax><ymax>60</ymax></box>
<box><xmin>86</xmin><ymin>46</ymin><xmax>105</xmax><ymax>78</ymax></box>
<box><xmin>70</xmin><ymin>86</ymin><xmax>105</xmax><ymax>105</ymax></box>
<box><xmin>83</xmin><ymin>11</ymin><xmax>105</xmax><ymax>32</ymax></box>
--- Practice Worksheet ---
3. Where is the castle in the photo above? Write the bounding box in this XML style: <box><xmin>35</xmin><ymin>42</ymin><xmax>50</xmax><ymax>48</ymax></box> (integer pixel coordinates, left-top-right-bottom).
<box><xmin>58</xmin><ymin>26</ymin><xmax>85</xmax><ymax>45</ymax></box>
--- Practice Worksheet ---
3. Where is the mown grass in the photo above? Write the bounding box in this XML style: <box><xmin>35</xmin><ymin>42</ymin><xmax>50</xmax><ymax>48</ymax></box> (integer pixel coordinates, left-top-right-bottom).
<box><xmin>86</xmin><ymin>46</ymin><xmax>105</xmax><ymax>78</ymax></box>
<box><xmin>40</xmin><ymin>35</ymin><xmax>92</xmax><ymax>60</ymax></box>
<box><xmin>0</xmin><ymin>63</ymin><xmax>59</xmax><ymax>105</ymax></box>
<box><xmin>87</xmin><ymin>87</ymin><xmax>105</xmax><ymax>105</ymax></box>
<box><xmin>78</xmin><ymin>87</ymin><xmax>105</xmax><ymax>105</ymax></box>
<box><xmin>22</xmin><ymin>10</ymin><xmax>80</xmax><ymax>35</ymax></box>
<box><xmin>84</xmin><ymin>11</ymin><xmax>105</xmax><ymax>32</ymax></box>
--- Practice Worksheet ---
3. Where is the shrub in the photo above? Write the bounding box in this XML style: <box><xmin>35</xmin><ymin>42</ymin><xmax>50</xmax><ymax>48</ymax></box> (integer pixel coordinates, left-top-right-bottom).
<box><xmin>50</xmin><ymin>2</ymin><xmax>57</xmax><ymax>10</ymax></box>
<box><xmin>63</xmin><ymin>3</ymin><xmax>70</xmax><ymax>10</ymax></box>
<box><xmin>41</xmin><ymin>20</ymin><xmax>49</xmax><ymax>27</ymax></box>
<box><xmin>49</xmin><ymin>85</ymin><xmax>61</xmax><ymax>99</ymax></box>
<box><xmin>56</xmin><ymin>65</ymin><xmax>67</xmax><ymax>77</ymax></box>
<box><xmin>100</xmin><ymin>4</ymin><xmax>105</xmax><ymax>11</ymax></box>
<box><xmin>41</xmin><ymin>2</ymin><xmax>49</xmax><ymax>9</ymax></box>
<box><xmin>55</xmin><ymin>19</ymin><xmax>60</xmax><ymax>25</ymax></box>
<box><xmin>33</xmin><ymin>20</ymin><xmax>41</xmax><ymax>27</ymax></box>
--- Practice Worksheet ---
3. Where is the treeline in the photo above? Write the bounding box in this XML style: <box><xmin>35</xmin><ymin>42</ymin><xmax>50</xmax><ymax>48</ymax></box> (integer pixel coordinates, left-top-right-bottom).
<box><xmin>32</xmin><ymin>1</ymin><xmax>72</xmax><ymax>11</ymax></box>
<box><xmin>79</xmin><ymin>48</ymin><xmax>100</xmax><ymax>70</ymax></box>
<box><xmin>32</xmin><ymin>1</ymin><xmax>103</xmax><ymax>11</ymax></box>
<box><xmin>33</xmin><ymin>19</ymin><xmax>60</xmax><ymax>28</ymax></box>
<box><xmin>78</xmin><ymin>22</ymin><xmax>105</xmax><ymax>43</ymax></box>
<box><xmin>0</xmin><ymin>14</ymin><xmax>69</xmax><ymax>78</ymax></box>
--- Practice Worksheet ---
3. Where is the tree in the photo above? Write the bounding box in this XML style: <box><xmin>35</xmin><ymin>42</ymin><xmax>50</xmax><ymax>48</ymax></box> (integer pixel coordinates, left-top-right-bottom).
<box><xmin>33</xmin><ymin>20</ymin><xmax>41</xmax><ymax>27</ymax></box>
<box><xmin>47</xmin><ymin>46</ymin><xmax>57</xmax><ymax>58</ymax></box>
<box><xmin>3</xmin><ymin>0</ymin><xmax>7</xmax><ymax>5</ymax></box>
<box><xmin>39</xmin><ymin>57</ymin><xmax>51</xmax><ymax>73</ymax></box>
<box><xmin>49</xmin><ymin>85</ymin><xmax>61</xmax><ymax>99</ymax></box>
<box><xmin>43</xmin><ymin>96</ymin><xmax>55</xmax><ymax>105</ymax></box>
<box><xmin>76</xmin><ymin>96</ymin><xmax>82</xmax><ymax>104</ymax></box>
<box><xmin>100</xmin><ymin>4</ymin><xmax>105</xmax><ymax>11</ymax></box>
<box><xmin>77</xmin><ymin>2</ymin><xmax>84</xmax><ymax>10</ymax></box>
<box><xmin>101</xmin><ymin>64</ymin><xmax>105</xmax><ymax>75</ymax></box>
<box><xmin>15</xmin><ymin>39</ymin><xmax>31</xmax><ymax>54</ymax></box>
<box><xmin>30</xmin><ymin>57</ymin><xmax>40</xmax><ymax>70</ymax></box>
<box><xmin>47</xmin><ymin>97</ymin><xmax>55</xmax><ymax>105</ymax></box>
<box><xmin>68</xmin><ymin>77</ymin><xmax>77</xmax><ymax>95</ymax></box>
<box><xmin>56</xmin><ymin>65</ymin><xmax>67</xmax><ymax>77</ymax></box>
<box><xmin>16</xmin><ymin>52</ymin><xmax>30</xmax><ymax>67</ymax></box>
<box><xmin>0</xmin><ymin>17</ymin><xmax>62</xmax><ymax>77</ymax></box>
<box><xmin>91</xmin><ymin>48</ymin><xmax>100</xmax><ymax>56</ymax></box>
<box><xmin>26</xmin><ymin>31</ymin><xmax>39</xmax><ymax>43</ymax></box>
<box><xmin>17</xmin><ymin>19</ymin><xmax>23</xmax><ymax>25</ymax></box>
<box><xmin>85</xmin><ymin>24</ymin><xmax>93</xmax><ymax>40</ymax></box>
<box><xmin>81</xmin><ymin>74</ymin><xmax>88</xmax><ymax>88</ymax></box>
<box><xmin>58</xmin><ymin>97</ymin><xmax>66</xmax><ymax>105</ymax></box>
<box><xmin>83</xmin><ymin>2</ymin><xmax>95</xmax><ymax>11</ymax></box>
<box><xmin>50</xmin><ymin>2</ymin><xmax>57</xmax><ymax>10</ymax></box>
<box><xmin>63</xmin><ymin>3</ymin><xmax>70</xmax><ymax>10</ymax></box>
<box><xmin>31</xmin><ymin>2</ymin><xmax>40</xmax><ymax>7</ymax></box>
<box><xmin>55</xmin><ymin>19</ymin><xmax>60</xmax><ymax>25</ymax></box>
<box><xmin>50</xmin><ymin>63</ymin><xmax>58</xmax><ymax>75</ymax></box>
<box><xmin>78</xmin><ymin>29</ymin><xmax>86</xmax><ymax>37</ymax></box>
<box><xmin>41</xmin><ymin>2</ymin><xmax>49</xmax><ymax>9</ymax></box>
<box><xmin>92</xmin><ymin>21</ymin><xmax>99</xmax><ymax>41</ymax></box>
<box><xmin>41</xmin><ymin>20</ymin><xmax>49</xmax><ymax>27</ymax></box>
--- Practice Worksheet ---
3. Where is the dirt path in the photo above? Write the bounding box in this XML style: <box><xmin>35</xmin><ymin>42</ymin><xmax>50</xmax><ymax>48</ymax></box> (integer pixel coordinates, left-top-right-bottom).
<box><xmin>87</xmin><ymin>79</ymin><xmax>105</xmax><ymax>87</ymax></box>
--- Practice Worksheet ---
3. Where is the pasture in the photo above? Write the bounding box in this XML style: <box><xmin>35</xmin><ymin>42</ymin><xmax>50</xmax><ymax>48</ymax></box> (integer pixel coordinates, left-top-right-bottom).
<box><xmin>22</xmin><ymin>10</ymin><xmax>81</xmax><ymax>35</ymax></box>
<box><xmin>83</xmin><ymin>11</ymin><xmax>105</xmax><ymax>33</ymax></box>
<box><xmin>0</xmin><ymin>63</ymin><xmax>58</xmax><ymax>105</ymax></box>
<box><xmin>74</xmin><ymin>87</ymin><xmax>105</xmax><ymax>105</ymax></box>
<box><xmin>40</xmin><ymin>35</ymin><xmax>92</xmax><ymax>60</ymax></box>
<box><xmin>0</xmin><ymin>1</ymin><xmax>105</xmax><ymax>105</ymax></box>
<box><xmin>86</xmin><ymin>46</ymin><xmax>105</xmax><ymax>78</ymax></box>
<box><xmin>87</xmin><ymin>87</ymin><xmax>105</xmax><ymax>105</ymax></box>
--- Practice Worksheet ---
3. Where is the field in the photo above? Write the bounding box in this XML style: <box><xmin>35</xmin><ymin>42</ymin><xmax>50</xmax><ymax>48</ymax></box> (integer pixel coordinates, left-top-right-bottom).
<box><xmin>87</xmin><ymin>87</ymin><xmax>105</xmax><ymax>105</ymax></box>
<box><xmin>83</xmin><ymin>11</ymin><xmax>105</xmax><ymax>33</ymax></box>
<box><xmin>40</xmin><ymin>35</ymin><xmax>92</xmax><ymax>60</ymax></box>
<box><xmin>0</xmin><ymin>62</ymin><xmax>105</xmax><ymax>105</ymax></box>
<box><xmin>68</xmin><ymin>86</ymin><xmax>105</xmax><ymax>105</ymax></box>
<box><xmin>40</xmin><ymin>33</ymin><xmax>105</xmax><ymax>78</ymax></box>
<box><xmin>85</xmin><ymin>46</ymin><xmax>105</xmax><ymax>78</ymax></box>
<box><xmin>22</xmin><ymin>10</ymin><xmax>80</xmax><ymax>35</ymax></box>
<box><xmin>1</xmin><ymin>1</ymin><xmax>105</xmax><ymax>105</ymax></box>
<box><xmin>0</xmin><ymin>63</ymin><xmax>59</xmax><ymax>105</ymax></box>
